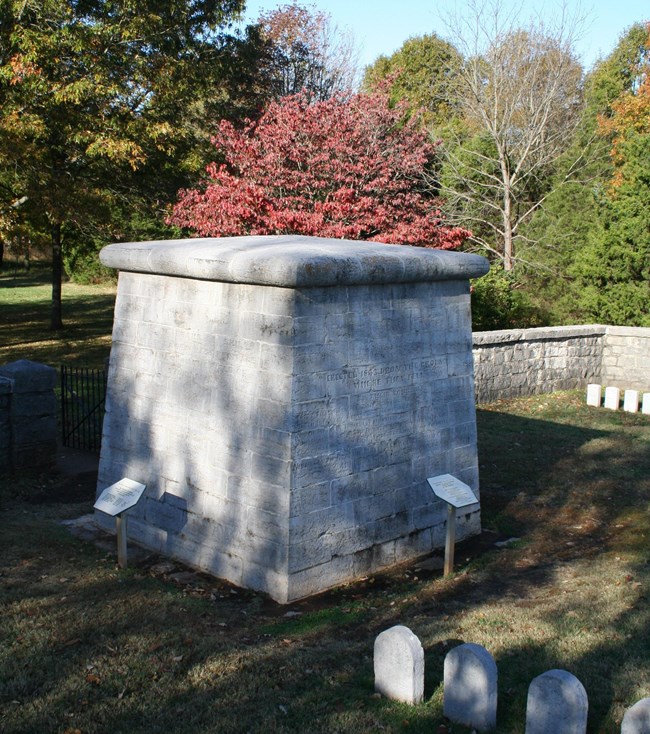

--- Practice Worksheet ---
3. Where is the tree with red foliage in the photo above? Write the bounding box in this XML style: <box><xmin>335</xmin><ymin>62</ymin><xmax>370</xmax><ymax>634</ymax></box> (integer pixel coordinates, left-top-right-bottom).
<box><xmin>168</xmin><ymin>91</ymin><xmax>469</xmax><ymax>249</ymax></box>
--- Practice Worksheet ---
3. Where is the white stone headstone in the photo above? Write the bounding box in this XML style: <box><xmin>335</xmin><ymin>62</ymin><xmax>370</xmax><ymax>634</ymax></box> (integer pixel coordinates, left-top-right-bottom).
<box><xmin>643</xmin><ymin>393</ymin><xmax>650</xmax><ymax>416</ymax></box>
<box><xmin>374</xmin><ymin>625</ymin><xmax>424</xmax><ymax>705</ymax></box>
<box><xmin>624</xmin><ymin>390</ymin><xmax>640</xmax><ymax>413</ymax></box>
<box><xmin>525</xmin><ymin>669</ymin><xmax>588</xmax><ymax>734</ymax></box>
<box><xmin>443</xmin><ymin>642</ymin><xmax>497</xmax><ymax>732</ymax></box>
<box><xmin>622</xmin><ymin>697</ymin><xmax>650</xmax><ymax>733</ymax></box>
<box><xmin>586</xmin><ymin>384</ymin><xmax>602</xmax><ymax>407</ymax></box>
<box><xmin>604</xmin><ymin>386</ymin><xmax>621</xmax><ymax>411</ymax></box>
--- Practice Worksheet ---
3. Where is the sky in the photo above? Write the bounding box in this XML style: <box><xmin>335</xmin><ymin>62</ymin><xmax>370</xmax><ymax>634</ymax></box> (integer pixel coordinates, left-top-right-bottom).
<box><xmin>239</xmin><ymin>0</ymin><xmax>649</xmax><ymax>73</ymax></box>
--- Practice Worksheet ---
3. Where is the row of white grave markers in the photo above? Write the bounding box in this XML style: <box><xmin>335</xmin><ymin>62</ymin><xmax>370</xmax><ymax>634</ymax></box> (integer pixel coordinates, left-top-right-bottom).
<box><xmin>374</xmin><ymin>625</ymin><xmax>650</xmax><ymax>733</ymax></box>
<box><xmin>586</xmin><ymin>384</ymin><xmax>650</xmax><ymax>414</ymax></box>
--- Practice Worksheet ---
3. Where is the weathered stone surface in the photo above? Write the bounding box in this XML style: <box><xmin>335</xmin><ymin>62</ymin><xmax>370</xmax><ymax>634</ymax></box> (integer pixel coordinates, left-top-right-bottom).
<box><xmin>0</xmin><ymin>359</ymin><xmax>57</xmax><ymax>393</ymax></box>
<box><xmin>601</xmin><ymin>326</ymin><xmax>650</xmax><ymax>392</ymax></box>
<box><xmin>586</xmin><ymin>383</ymin><xmax>602</xmax><ymax>407</ymax></box>
<box><xmin>604</xmin><ymin>386</ymin><xmax>621</xmax><ymax>410</ymax></box>
<box><xmin>374</xmin><ymin>625</ymin><xmax>424</xmax><ymax>704</ymax></box>
<box><xmin>100</xmin><ymin>235</ymin><xmax>488</xmax><ymax>286</ymax></box>
<box><xmin>622</xmin><ymin>697</ymin><xmax>650</xmax><ymax>733</ymax></box>
<box><xmin>525</xmin><ymin>669</ymin><xmax>588</xmax><ymax>734</ymax></box>
<box><xmin>643</xmin><ymin>394</ymin><xmax>650</xmax><ymax>416</ymax></box>
<box><xmin>444</xmin><ymin>643</ymin><xmax>497</xmax><ymax>732</ymax></box>
<box><xmin>0</xmin><ymin>377</ymin><xmax>12</xmax><ymax>473</ymax></box>
<box><xmin>623</xmin><ymin>390</ymin><xmax>640</xmax><ymax>413</ymax></box>
<box><xmin>96</xmin><ymin>237</ymin><xmax>486</xmax><ymax>602</ymax></box>
<box><xmin>0</xmin><ymin>361</ymin><xmax>58</xmax><ymax>474</ymax></box>
<box><xmin>472</xmin><ymin>326</ymin><xmax>605</xmax><ymax>404</ymax></box>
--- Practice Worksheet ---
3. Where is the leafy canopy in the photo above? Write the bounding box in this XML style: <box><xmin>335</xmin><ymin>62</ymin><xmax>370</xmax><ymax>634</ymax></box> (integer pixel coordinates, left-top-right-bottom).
<box><xmin>571</xmin><ymin>23</ymin><xmax>650</xmax><ymax>326</ymax></box>
<box><xmin>362</xmin><ymin>33</ymin><xmax>462</xmax><ymax>127</ymax></box>
<box><xmin>169</xmin><ymin>91</ymin><xmax>469</xmax><ymax>249</ymax></box>
<box><xmin>0</xmin><ymin>0</ymin><xmax>250</xmax><ymax>325</ymax></box>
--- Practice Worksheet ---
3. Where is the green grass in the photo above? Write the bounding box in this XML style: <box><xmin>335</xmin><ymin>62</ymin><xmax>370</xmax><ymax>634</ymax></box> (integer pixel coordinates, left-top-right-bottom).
<box><xmin>1</xmin><ymin>275</ymin><xmax>649</xmax><ymax>732</ymax></box>
<box><xmin>1</xmin><ymin>392</ymin><xmax>649</xmax><ymax>733</ymax></box>
<box><xmin>0</xmin><ymin>263</ymin><xmax>116</xmax><ymax>369</ymax></box>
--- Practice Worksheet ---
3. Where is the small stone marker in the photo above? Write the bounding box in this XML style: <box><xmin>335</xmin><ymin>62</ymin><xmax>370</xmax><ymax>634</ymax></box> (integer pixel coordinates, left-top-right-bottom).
<box><xmin>428</xmin><ymin>474</ymin><xmax>478</xmax><ymax>576</ymax></box>
<box><xmin>643</xmin><ymin>393</ymin><xmax>650</xmax><ymax>416</ymax></box>
<box><xmin>374</xmin><ymin>625</ymin><xmax>424</xmax><ymax>704</ymax></box>
<box><xmin>622</xmin><ymin>697</ymin><xmax>650</xmax><ymax>733</ymax></box>
<box><xmin>604</xmin><ymin>386</ymin><xmax>621</xmax><ymax>411</ymax></box>
<box><xmin>94</xmin><ymin>478</ymin><xmax>146</xmax><ymax>568</ymax></box>
<box><xmin>444</xmin><ymin>643</ymin><xmax>497</xmax><ymax>732</ymax></box>
<box><xmin>525</xmin><ymin>669</ymin><xmax>587</xmax><ymax>734</ymax></box>
<box><xmin>624</xmin><ymin>390</ymin><xmax>640</xmax><ymax>413</ymax></box>
<box><xmin>586</xmin><ymin>383</ymin><xmax>602</xmax><ymax>407</ymax></box>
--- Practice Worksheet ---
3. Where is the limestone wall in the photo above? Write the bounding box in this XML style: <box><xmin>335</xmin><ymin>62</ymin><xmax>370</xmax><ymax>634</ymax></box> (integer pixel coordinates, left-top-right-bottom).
<box><xmin>472</xmin><ymin>324</ymin><xmax>650</xmax><ymax>403</ymax></box>
<box><xmin>0</xmin><ymin>360</ymin><xmax>58</xmax><ymax>474</ymax></box>
<box><xmin>472</xmin><ymin>326</ymin><xmax>605</xmax><ymax>404</ymax></box>
<box><xmin>601</xmin><ymin>326</ymin><xmax>650</xmax><ymax>392</ymax></box>
<box><xmin>97</xmin><ymin>236</ymin><xmax>489</xmax><ymax>603</ymax></box>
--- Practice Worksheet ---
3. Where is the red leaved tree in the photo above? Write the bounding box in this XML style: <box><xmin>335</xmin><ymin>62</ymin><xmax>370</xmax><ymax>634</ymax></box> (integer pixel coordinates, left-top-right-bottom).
<box><xmin>168</xmin><ymin>91</ymin><xmax>469</xmax><ymax>249</ymax></box>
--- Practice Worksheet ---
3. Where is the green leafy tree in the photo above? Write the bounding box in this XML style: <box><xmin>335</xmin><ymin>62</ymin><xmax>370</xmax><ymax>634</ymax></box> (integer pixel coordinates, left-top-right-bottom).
<box><xmin>362</xmin><ymin>33</ymin><xmax>462</xmax><ymax>128</ymax></box>
<box><xmin>571</xmin><ymin>25</ymin><xmax>650</xmax><ymax>326</ymax></box>
<box><xmin>0</xmin><ymin>0</ymin><xmax>254</xmax><ymax>328</ymax></box>
<box><xmin>520</xmin><ymin>23</ymin><xmax>649</xmax><ymax>322</ymax></box>
<box><xmin>470</xmin><ymin>265</ymin><xmax>544</xmax><ymax>331</ymax></box>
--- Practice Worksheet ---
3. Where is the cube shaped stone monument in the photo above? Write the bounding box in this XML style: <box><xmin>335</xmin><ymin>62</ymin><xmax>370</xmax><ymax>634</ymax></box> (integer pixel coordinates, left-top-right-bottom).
<box><xmin>96</xmin><ymin>236</ymin><xmax>488</xmax><ymax>602</ymax></box>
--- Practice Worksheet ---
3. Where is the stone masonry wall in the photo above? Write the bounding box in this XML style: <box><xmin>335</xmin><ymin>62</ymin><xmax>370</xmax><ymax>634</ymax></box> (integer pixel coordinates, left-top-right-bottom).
<box><xmin>97</xmin><ymin>269</ymin><xmax>482</xmax><ymax>603</ymax></box>
<box><xmin>0</xmin><ymin>359</ymin><xmax>58</xmax><ymax>474</ymax></box>
<box><xmin>601</xmin><ymin>326</ymin><xmax>650</xmax><ymax>392</ymax></box>
<box><xmin>472</xmin><ymin>326</ymin><xmax>606</xmax><ymax>404</ymax></box>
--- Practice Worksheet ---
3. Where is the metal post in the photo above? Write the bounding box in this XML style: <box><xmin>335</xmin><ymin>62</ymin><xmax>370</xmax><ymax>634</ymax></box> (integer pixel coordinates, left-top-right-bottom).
<box><xmin>444</xmin><ymin>503</ymin><xmax>456</xmax><ymax>577</ymax></box>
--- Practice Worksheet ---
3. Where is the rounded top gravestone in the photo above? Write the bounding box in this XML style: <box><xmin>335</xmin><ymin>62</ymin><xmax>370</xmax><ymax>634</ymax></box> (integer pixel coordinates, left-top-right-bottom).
<box><xmin>100</xmin><ymin>235</ymin><xmax>489</xmax><ymax>287</ymax></box>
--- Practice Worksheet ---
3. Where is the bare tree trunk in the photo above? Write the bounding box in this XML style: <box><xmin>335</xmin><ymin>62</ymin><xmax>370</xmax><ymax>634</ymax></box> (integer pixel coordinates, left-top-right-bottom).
<box><xmin>503</xmin><ymin>186</ymin><xmax>514</xmax><ymax>271</ymax></box>
<box><xmin>438</xmin><ymin>0</ymin><xmax>586</xmax><ymax>270</ymax></box>
<box><xmin>50</xmin><ymin>221</ymin><xmax>64</xmax><ymax>331</ymax></box>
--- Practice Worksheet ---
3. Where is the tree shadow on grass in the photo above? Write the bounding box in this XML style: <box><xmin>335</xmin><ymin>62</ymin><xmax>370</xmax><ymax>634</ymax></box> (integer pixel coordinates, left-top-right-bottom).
<box><xmin>0</xmin><ymin>291</ymin><xmax>115</xmax><ymax>367</ymax></box>
<box><xmin>2</xmin><ymin>398</ymin><xmax>649</xmax><ymax>733</ymax></box>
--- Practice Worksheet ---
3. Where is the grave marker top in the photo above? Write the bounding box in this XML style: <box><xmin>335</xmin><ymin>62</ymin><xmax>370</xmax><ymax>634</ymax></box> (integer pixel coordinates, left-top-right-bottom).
<box><xmin>100</xmin><ymin>235</ymin><xmax>489</xmax><ymax>287</ymax></box>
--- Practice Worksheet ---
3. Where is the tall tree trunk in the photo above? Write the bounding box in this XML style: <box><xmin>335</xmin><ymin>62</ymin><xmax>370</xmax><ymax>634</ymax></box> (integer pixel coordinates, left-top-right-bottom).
<box><xmin>502</xmin><ymin>172</ymin><xmax>514</xmax><ymax>271</ymax></box>
<box><xmin>0</xmin><ymin>239</ymin><xmax>4</xmax><ymax>270</ymax></box>
<box><xmin>503</xmin><ymin>202</ymin><xmax>514</xmax><ymax>271</ymax></box>
<box><xmin>50</xmin><ymin>221</ymin><xmax>64</xmax><ymax>330</ymax></box>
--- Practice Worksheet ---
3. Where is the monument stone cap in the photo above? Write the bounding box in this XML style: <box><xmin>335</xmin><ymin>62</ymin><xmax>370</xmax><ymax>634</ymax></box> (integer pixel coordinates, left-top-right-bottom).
<box><xmin>100</xmin><ymin>235</ymin><xmax>489</xmax><ymax>287</ymax></box>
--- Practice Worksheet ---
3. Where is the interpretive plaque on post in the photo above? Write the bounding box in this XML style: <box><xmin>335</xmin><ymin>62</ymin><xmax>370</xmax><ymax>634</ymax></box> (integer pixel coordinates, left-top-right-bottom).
<box><xmin>94</xmin><ymin>478</ymin><xmax>146</xmax><ymax>568</ymax></box>
<box><xmin>94</xmin><ymin>478</ymin><xmax>146</xmax><ymax>516</ymax></box>
<box><xmin>428</xmin><ymin>474</ymin><xmax>478</xmax><ymax>508</ymax></box>
<box><xmin>428</xmin><ymin>474</ymin><xmax>478</xmax><ymax>576</ymax></box>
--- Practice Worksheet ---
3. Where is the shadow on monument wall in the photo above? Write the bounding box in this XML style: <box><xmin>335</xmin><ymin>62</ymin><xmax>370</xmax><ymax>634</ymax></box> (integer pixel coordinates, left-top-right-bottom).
<box><xmin>90</xmin><ymin>278</ymin><xmax>650</xmax><ymax>731</ymax></box>
<box><xmin>99</xmin><ymin>278</ymin><xmax>480</xmax><ymax>603</ymax></box>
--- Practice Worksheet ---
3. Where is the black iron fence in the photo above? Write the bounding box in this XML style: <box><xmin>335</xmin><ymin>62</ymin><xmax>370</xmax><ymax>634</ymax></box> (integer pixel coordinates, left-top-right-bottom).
<box><xmin>60</xmin><ymin>365</ymin><xmax>107</xmax><ymax>453</ymax></box>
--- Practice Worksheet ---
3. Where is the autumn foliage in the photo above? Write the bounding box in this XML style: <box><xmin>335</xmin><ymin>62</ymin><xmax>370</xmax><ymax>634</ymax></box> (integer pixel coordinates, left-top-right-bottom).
<box><xmin>599</xmin><ymin>23</ymin><xmax>650</xmax><ymax>188</ymax></box>
<box><xmin>169</xmin><ymin>92</ymin><xmax>469</xmax><ymax>249</ymax></box>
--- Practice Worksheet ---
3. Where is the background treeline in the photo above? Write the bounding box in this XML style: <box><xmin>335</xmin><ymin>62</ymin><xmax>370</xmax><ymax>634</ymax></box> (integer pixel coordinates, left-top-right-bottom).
<box><xmin>1</xmin><ymin>1</ymin><xmax>648</xmax><ymax>329</ymax></box>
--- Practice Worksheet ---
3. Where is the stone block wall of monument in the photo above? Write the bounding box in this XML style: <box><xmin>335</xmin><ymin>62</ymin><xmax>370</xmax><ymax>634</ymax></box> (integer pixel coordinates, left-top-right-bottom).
<box><xmin>96</xmin><ymin>236</ymin><xmax>488</xmax><ymax>602</ymax></box>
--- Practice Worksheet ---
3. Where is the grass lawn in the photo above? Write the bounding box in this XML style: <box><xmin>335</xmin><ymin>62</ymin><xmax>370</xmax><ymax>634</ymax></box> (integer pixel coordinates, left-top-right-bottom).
<box><xmin>1</xmin><ymin>271</ymin><xmax>649</xmax><ymax>732</ymax></box>
<box><xmin>1</xmin><ymin>391</ymin><xmax>649</xmax><ymax>733</ymax></box>
<box><xmin>0</xmin><ymin>264</ymin><xmax>116</xmax><ymax>369</ymax></box>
